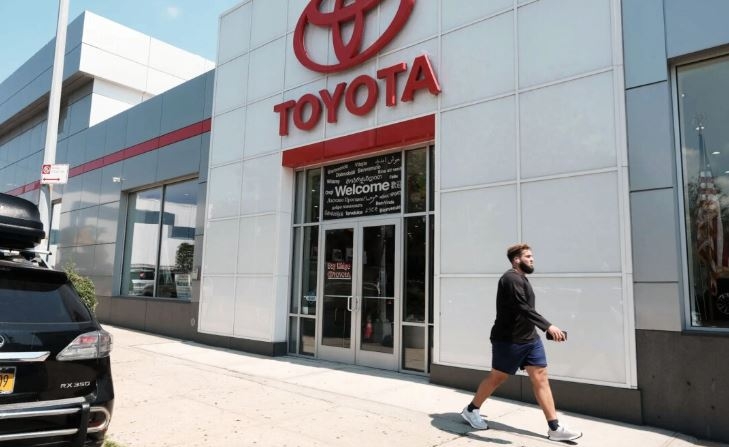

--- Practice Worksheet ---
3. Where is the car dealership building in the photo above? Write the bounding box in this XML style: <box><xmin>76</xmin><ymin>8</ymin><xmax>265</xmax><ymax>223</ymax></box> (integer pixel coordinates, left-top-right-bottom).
<box><xmin>2</xmin><ymin>0</ymin><xmax>729</xmax><ymax>442</ymax></box>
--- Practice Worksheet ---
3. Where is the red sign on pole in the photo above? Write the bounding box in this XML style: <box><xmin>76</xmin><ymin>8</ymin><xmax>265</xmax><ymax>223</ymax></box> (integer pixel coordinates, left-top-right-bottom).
<box><xmin>40</xmin><ymin>164</ymin><xmax>69</xmax><ymax>185</ymax></box>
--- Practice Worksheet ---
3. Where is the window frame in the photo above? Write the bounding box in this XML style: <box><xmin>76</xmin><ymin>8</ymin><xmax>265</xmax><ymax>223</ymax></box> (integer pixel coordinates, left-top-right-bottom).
<box><xmin>672</xmin><ymin>52</ymin><xmax>729</xmax><ymax>333</ymax></box>
<box><xmin>119</xmin><ymin>176</ymin><xmax>198</xmax><ymax>300</ymax></box>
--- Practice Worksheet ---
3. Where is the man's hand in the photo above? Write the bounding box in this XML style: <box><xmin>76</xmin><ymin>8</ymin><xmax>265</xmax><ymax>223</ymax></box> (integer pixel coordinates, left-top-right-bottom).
<box><xmin>546</xmin><ymin>325</ymin><xmax>566</xmax><ymax>342</ymax></box>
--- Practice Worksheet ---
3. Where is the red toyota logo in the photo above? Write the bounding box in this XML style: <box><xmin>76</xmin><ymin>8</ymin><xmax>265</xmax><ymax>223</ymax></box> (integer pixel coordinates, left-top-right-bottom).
<box><xmin>294</xmin><ymin>0</ymin><xmax>415</xmax><ymax>73</ymax></box>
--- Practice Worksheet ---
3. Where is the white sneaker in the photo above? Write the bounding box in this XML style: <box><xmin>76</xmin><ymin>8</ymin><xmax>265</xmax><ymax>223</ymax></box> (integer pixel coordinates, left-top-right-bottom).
<box><xmin>547</xmin><ymin>424</ymin><xmax>582</xmax><ymax>441</ymax></box>
<box><xmin>460</xmin><ymin>406</ymin><xmax>488</xmax><ymax>430</ymax></box>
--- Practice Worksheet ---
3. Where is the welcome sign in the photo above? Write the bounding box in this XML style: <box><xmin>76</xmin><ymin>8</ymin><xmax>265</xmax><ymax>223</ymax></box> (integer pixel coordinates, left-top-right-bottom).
<box><xmin>323</xmin><ymin>153</ymin><xmax>402</xmax><ymax>220</ymax></box>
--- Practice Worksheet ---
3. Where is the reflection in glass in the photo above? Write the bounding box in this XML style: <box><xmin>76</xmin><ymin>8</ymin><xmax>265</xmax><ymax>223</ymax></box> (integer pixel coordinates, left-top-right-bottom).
<box><xmin>360</xmin><ymin>225</ymin><xmax>395</xmax><ymax>353</ymax></box>
<box><xmin>404</xmin><ymin>217</ymin><xmax>426</xmax><ymax>322</ymax></box>
<box><xmin>122</xmin><ymin>188</ymin><xmax>162</xmax><ymax>296</ymax></box>
<box><xmin>678</xmin><ymin>56</ymin><xmax>729</xmax><ymax>328</ymax></box>
<box><xmin>294</xmin><ymin>171</ymin><xmax>304</xmax><ymax>224</ymax></box>
<box><xmin>402</xmin><ymin>326</ymin><xmax>424</xmax><ymax>371</ymax></box>
<box><xmin>305</xmin><ymin>168</ymin><xmax>321</xmax><ymax>223</ymax></box>
<box><xmin>428</xmin><ymin>325</ymin><xmax>433</xmax><ymax>372</ymax></box>
<box><xmin>157</xmin><ymin>181</ymin><xmax>197</xmax><ymax>299</ymax></box>
<box><xmin>290</xmin><ymin>228</ymin><xmax>301</xmax><ymax>313</ymax></box>
<box><xmin>301</xmin><ymin>226</ymin><xmax>319</xmax><ymax>315</ymax></box>
<box><xmin>322</xmin><ymin>296</ymin><xmax>351</xmax><ymax>348</ymax></box>
<box><xmin>322</xmin><ymin>228</ymin><xmax>353</xmax><ymax>348</ymax></box>
<box><xmin>288</xmin><ymin>317</ymin><xmax>298</xmax><ymax>354</ymax></box>
<box><xmin>361</xmin><ymin>297</ymin><xmax>394</xmax><ymax>353</ymax></box>
<box><xmin>429</xmin><ymin>146</ymin><xmax>435</xmax><ymax>212</ymax></box>
<box><xmin>362</xmin><ymin>225</ymin><xmax>395</xmax><ymax>297</ymax></box>
<box><xmin>406</xmin><ymin>148</ymin><xmax>427</xmax><ymax>213</ymax></box>
<box><xmin>429</xmin><ymin>215</ymin><xmax>434</xmax><ymax>324</ymax></box>
<box><xmin>300</xmin><ymin>317</ymin><xmax>316</xmax><ymax>356</ymax></box>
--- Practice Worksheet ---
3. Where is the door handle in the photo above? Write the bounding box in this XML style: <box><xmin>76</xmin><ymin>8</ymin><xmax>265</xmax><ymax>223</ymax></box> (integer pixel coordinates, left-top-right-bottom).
<box><xmin>347</xmin><ymin>296</ymin><xmax>353</xmax><ymax>312</ymax></box>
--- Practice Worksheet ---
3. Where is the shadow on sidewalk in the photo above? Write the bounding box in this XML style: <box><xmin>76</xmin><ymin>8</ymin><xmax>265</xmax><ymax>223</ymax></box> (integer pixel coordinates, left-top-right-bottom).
<box><xmin>429</xmin><ymin>412</ymin><xmax>579</xmax><ymax>445</ymax></box>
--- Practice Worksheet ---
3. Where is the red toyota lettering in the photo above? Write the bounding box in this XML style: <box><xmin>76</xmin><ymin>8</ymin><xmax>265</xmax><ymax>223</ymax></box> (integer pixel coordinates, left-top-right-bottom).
<box><xmin>376</xmin><ymin>62</ymin><xmax>407</xmax><ymax>107</ymax></box>
<box><xmin>345</xmin><ymin>75</ymin><xmax>378</xmax><ymax>116</ymax></box>
<box><xmin>273</xmin><ymin>55</ymin><xmax>441</xmax><ymax>136</ymax></box>
<box><xmin>401</xmin><ymin>54</ymin><xmax>441</xmax><ymax>102</ymax></box>
<box><xmin>293</xmin><ymin>94</ymin><xmax>322</xmax><ymax>131</ymax></box>
<box><xmin>319</xmin><ymin>82</ymin><xmax>347</xmax><ymax>123</ymax></box>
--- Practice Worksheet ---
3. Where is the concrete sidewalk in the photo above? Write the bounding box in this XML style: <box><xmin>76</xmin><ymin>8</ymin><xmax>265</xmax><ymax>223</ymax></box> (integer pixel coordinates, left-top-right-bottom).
<box><xmin>104</xmin><ymin>325</ymin><xmax>725</xmax><ymax>447</ymax></box>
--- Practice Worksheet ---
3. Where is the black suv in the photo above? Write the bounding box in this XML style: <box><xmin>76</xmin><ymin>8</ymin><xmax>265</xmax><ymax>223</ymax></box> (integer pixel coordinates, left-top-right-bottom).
<box><xmin>0</xmin><ymin>193</ymin><xmax>113</xmax><ymax>446</ymax></box>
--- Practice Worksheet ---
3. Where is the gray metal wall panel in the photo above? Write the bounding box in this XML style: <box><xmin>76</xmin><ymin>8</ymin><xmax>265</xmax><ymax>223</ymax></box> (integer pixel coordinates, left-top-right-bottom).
<box><xmin>69</xmin><ymin>95</ymin><xmax>92</xmax><ymax>136</ymax></box>
<box><xmin>160</xmin><ymin>75</ymin><xmax>206</xmax><ymax>134</ymax></box>
<box><xmin>626</xmin><ymin>82</ymin><xmax>675</xmax><ymax>191</ymax></box>
<box><xmin>156</xmin><ymin>135</ymin><xmax>201</xmax><ymax>181</ymax></box>
<box><xmin>204</xmin><ymin>71</ymin><xmax>214</xmax><ymax>119</ymax></box>
<box><xmin>125</xmin><ymin>95</ymin><xmax>162</xmax><ymax>147</ymax></box>
<box><xmin>195</xmin><ymin>182</ymin><xmax>206</xmax><ymax>236</ymax></box>
<box><xmin>64</xmin><ymin>176</ymin><xmax>83</xmax><ymax>212</ymax></box>
<box><xmin>80</xmin><ymin>169</ymin><xmax>103</xmax><ymax>209</ymax></box>
<box><xmin>61</xmin><ymin>46</ymin><xmax>82</xmax><ymax>81</ymax></box>
<box><xmin>120</xmin><ymin>151</ymin><xmax>158</xmax><ymax>191</ymax></box>
<box><xmin>634</xmin><ymin>282</ymin><xmax>682</xmax><ymax>331</ymax></box>
<box><xmin>630</xmin><ymin>189</ymin><xmax>680</xmax><ymax>282</ymax></box>
<box><xmin>104</xmin><ymin>113</ymin><xmax>128</xmax><ymax>154</ymax></box>
<box><xmin>77</xmin><ymin>205</ymin><xmax>99</xmax><ymax>246</ymax></box>
<box><xmin>622</xmin><ymin>0</ymin><xmax>668</xmax><ymax>88</ymax></box>
<box><xmin>98</xmin><ymin>164</ymin><xmax>123</xmax><ymax>204</ymax></box>
<box><xmin>92</xmin><ymin>243</ymin><xmax>115</xmax><ymax>277</ymax></box>
<box><xmin>199</xmin><ymin>133</ymin><xmax>210</xmax><ymax>182</ymax></box>
<box><xmin>96</xmin><ymin>201</ymin><xmax>120</xmax><ymax>244</ymax></box>
<box><xmin>66</xmin><ymin>130</ymin><xmax>87</xmax><ymax>167</ymax></box>
<box><xmin>665</xmin><ymin>0</ymin><xmax>729</xmax><ymax>59</ymax></box>
<box><xmin>85</xmin><ymin>121</ymin><xmax>107</xmax><ymax>161</ymax></box>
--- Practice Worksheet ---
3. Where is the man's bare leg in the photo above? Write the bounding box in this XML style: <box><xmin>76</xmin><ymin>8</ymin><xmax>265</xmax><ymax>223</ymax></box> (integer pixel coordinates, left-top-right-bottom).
<box><xmin>471</xmin><ymin>369</ymin><xmax>510</xmax><ymax>407</ymax></box>
<box><xmin>525</xmin><ymin>365</ymin><xmax>557</xmax><ymax>420</ymax></box>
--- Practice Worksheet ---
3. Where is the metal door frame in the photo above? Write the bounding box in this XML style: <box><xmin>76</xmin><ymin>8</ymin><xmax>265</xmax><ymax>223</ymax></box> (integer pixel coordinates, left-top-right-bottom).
<box><xmin>315</xmin><ymin>218</ymin><xmax>401</xmax><ymax>370</ymax></box>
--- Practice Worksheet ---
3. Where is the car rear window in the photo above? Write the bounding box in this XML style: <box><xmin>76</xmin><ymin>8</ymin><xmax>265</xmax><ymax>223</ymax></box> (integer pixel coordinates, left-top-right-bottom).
<box><xmin>0</xmin><ymin>279</ymin><xmax>92</xmax><ymax>323</ymax></box>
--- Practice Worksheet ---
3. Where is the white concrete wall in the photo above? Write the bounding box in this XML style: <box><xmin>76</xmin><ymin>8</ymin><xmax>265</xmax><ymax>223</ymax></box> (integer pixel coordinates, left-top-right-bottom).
<box><xmin>206</xmin><ymin>0</ymin><xmax>634</xmax><ymax>387</ymax></box>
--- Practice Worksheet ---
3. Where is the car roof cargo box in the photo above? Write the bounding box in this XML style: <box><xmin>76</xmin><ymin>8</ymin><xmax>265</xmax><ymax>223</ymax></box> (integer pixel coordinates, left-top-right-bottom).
<box><xmin>0</xmin><ymin>193</ymin><xmax>45</xmax><ymax>249</ymax></box>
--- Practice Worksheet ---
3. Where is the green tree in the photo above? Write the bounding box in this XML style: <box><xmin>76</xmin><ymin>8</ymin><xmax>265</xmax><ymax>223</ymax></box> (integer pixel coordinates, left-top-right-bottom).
<box><xmin>175</xmin><ymin>242</ymin><xmax>194</xmax><ymax>272</ymax></box>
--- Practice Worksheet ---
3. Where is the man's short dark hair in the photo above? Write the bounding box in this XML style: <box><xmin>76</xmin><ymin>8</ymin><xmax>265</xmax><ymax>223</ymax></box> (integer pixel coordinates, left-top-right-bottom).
<box><xmin>507</xmin><ymin>243</ymin><xmax>531</xmax><ymax>262</ymax></box>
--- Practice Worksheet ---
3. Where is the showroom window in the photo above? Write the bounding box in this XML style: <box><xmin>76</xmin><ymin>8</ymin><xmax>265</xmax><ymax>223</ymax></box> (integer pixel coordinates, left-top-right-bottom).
<box><xmin>678</xmin><ymin>54</ymin><xmax>729</xmax><ymax>328</ymax></box>
<box><xmin>121</xmin><ymin>179</ymin><xmax>198</xmax><ymax>299</ymax></box>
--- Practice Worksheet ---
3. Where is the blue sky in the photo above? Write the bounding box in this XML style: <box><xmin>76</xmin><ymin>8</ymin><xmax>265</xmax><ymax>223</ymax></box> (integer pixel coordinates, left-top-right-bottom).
<box><xmin>0</xmin><ymin>0</ymin><xmax>243</xmax><ymax>82</ymax></box>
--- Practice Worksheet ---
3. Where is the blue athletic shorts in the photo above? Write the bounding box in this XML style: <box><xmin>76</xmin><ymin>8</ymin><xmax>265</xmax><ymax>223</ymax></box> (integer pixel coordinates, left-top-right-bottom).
<box><xmin>491</xmin><ymin>338</ymin><xmax>548</xmax><ymax>375</ymax></box>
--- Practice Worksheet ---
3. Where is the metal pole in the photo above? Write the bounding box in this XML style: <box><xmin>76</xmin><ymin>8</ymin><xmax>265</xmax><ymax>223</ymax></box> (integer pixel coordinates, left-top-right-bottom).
<box><xmin>39</xmin><ymin>0</ymin><xmax>69</xmax><ymax>255</ymax></box>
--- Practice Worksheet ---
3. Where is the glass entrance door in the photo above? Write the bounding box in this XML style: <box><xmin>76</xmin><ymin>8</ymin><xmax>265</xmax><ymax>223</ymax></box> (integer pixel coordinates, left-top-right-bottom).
<box><xmin>317</xmin><ymin>219</ymin><xmax>400</xmax><ymax>369</ymax></box>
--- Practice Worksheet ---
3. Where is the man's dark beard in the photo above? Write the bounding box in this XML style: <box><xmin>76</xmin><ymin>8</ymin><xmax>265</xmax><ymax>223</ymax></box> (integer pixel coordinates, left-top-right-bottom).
<box><xmin>519</xmin><ymin>264</ymin><xmax>534</xmax><ymax>274</ymax></box>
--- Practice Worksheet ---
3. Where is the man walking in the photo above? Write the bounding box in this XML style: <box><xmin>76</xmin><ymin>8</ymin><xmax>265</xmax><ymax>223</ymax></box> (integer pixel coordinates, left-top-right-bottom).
<box><xmin>460</xmin><ymin>243</ymin><xmax>582</xmax><ymax>442</ymax></box>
